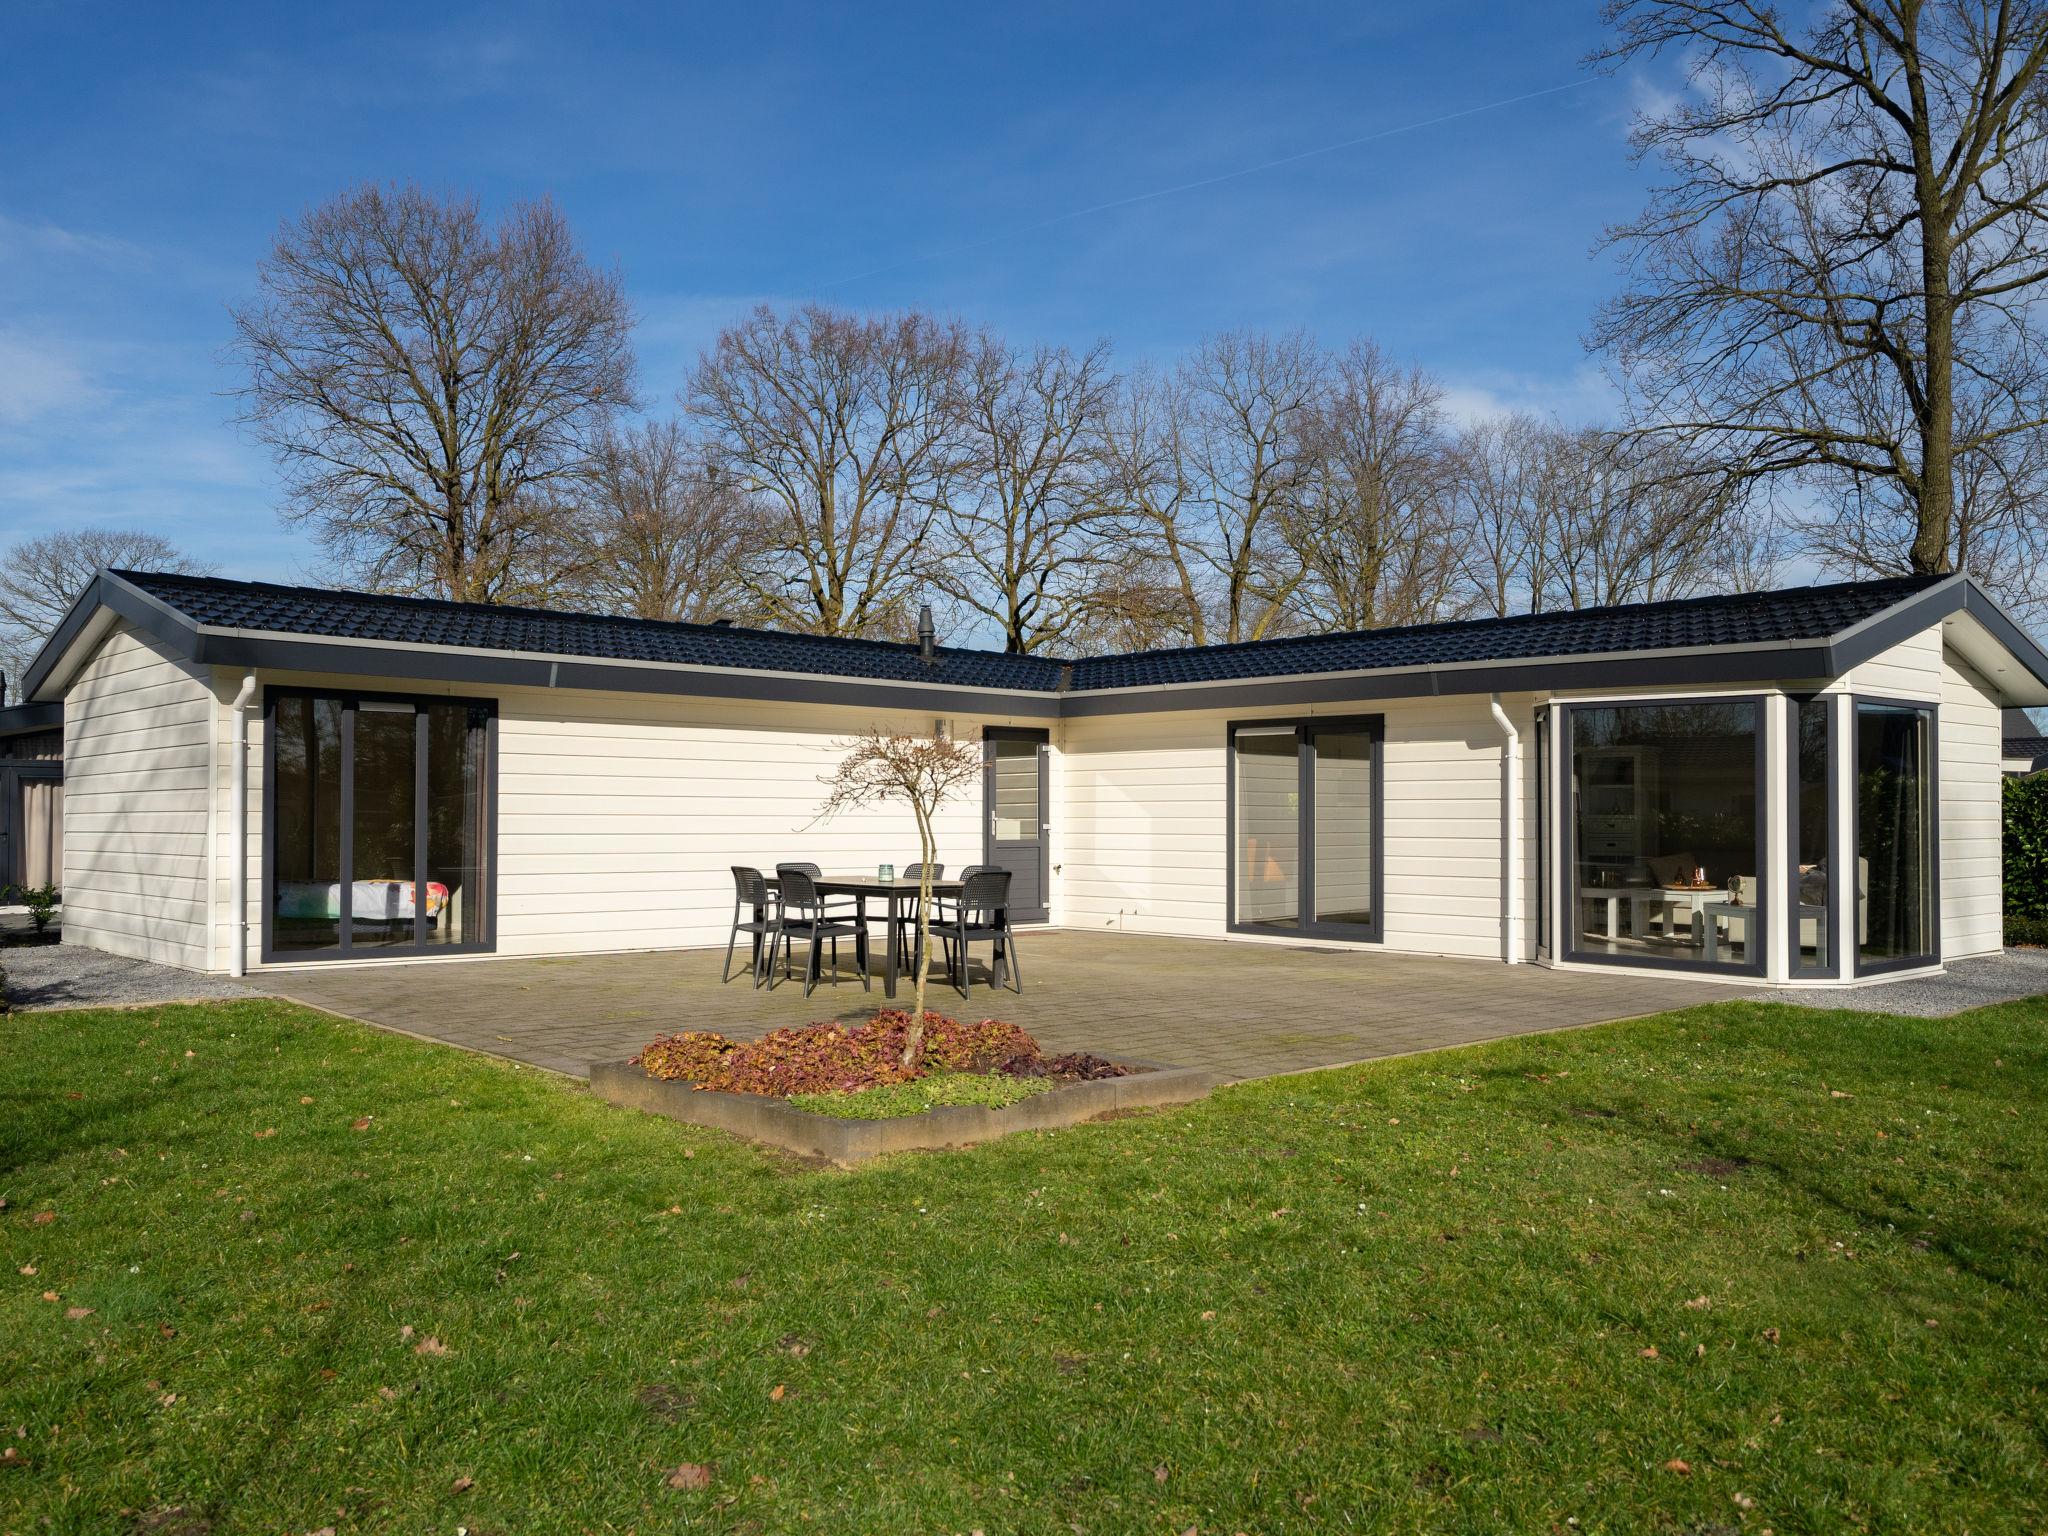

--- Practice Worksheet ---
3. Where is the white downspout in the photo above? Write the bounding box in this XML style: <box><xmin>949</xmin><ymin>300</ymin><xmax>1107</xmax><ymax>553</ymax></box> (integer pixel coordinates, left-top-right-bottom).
<box><xmin>229</xmin><ymin>673</ymin><xmax>257</xmax><ymax>978</ymax></box>
<box><xmin>1488</xmin><ymin>694</ymin><xmax>1522</xmax><ymax>966</ymax></box>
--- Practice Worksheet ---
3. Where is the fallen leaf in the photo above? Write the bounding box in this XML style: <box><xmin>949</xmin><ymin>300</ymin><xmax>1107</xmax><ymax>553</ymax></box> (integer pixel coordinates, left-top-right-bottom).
<box><xmin>1</xmin><ymin>1446</ymin><xmax>22</xmax><ymax>1467</ymax></box>
<box><xmin>158</xmin><ymin>1324</ymin><xmax>176</xmax><ymax>1338</ymax></box>
<box><xmin>299</xmin><ymin>1096</ymin><xmax>314</xmax><ymax>1105</ymax></box>
<box><xmin>414</xmin><ymin>1336</ymin><xmax>449</xmax><ymax>1357</ymax></box>
<box><xmin>17</xmin><ymin>1265</ymin><xmax>33</xmax><ymax>1276</ymax></box>
<box><xmin>1682</xmin><ymin>1295</ymin><xmax>1711</xmax><ymax>1310</ymax></box>
<box><xmin>254</xmin><ymin>1128</ymin><xmax>277</xmax><ymax>1139</ymax></box>
<box><xmin>666</xmin><ymin>1462</ymin><xmax>714</xmax><ymax>1491</ymax></box>
<box><xmin>39</xmin><ymin>1291</ymin><xmax>58</xmax><ymax>1303</ymax></box>
<box><xmin>350</xmin><ymin>1117</ymin><xmax>372</xmax><ymax>1132</ymax></box>
<box><xmin>1762</xmin><ymin>1327</ymin><xmax>1780</xmax><ymax>1345</ymax></box>
<box><xmin>451</xmin><ymin>1475</ymin><xmax>474</xmax><ymax>1493</ymax></box>
<box><xmin>1200</xmin><ymin>1309</ymin><xmax>1217</xmax><ymax>1321</ymax></box>
<box><xmin>1665</xmin><ymin>1458</ymin><xmax>1692</xmax><ymax>1475</ymax></box>
<box><xmin>158</xmin><ymin>1392</ymin><xmax>177</xmax><ymax>1407</ymax></box>
<box><xmin>1732</xmin><ymin>1492</ymin><xmax>1756</xmax><ymax>1510</ymax></box>
<box><xmin>399</xmin><ymin>1325</ymin><xmax>415</xmax><ymax>1342</ymax></box>
<box><xmin>63</xmin><ymin>1306</ymin><xmax>93</xmax><ymax>1320</ymax></box>
<box><xmin>31</xmin><ymin>1211</ymin><xmax>55</xmax><ymax>1226</ymax></box>
<box><xmin>768</xmin><ymin>1383</ymin><xmax>785</xmax><ymax>1402</ymax></box>
<box><xmin>1154</xmin><ymin>1464</ymin><xmax>1170</xmax><ymax>1483</ymax></box>
<box><xmin>1829</xmin><ymin>1089</ymin><xmax>1852</xmax><ymax>1099</ymax></box>
<box><xmin>377</xmin><ymin>1386</ymin><xmax>400</xmax><ymax>1402</ymax></box>
<box><xmin>1639</xmin><ymin>1346</ymin><xmax>1659</xmax><ymax>1359</ymax></box>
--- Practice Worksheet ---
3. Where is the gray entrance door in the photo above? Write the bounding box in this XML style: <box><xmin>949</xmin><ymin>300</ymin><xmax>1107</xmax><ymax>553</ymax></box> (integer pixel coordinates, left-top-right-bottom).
<box><xmin>984</xmin><ymin>729</ymin><xmax>1050</xmax><ymax>922</ymax></box>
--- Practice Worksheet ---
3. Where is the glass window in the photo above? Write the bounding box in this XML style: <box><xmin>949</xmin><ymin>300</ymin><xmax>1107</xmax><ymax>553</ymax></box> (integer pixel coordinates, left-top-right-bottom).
<box><xmin>269</xmin><ymin>692</ymin><xmax>493</xmax><ymax>958</ymax></box>
<box><xmin>1569</xmin><ymin>700</ymin><xmax>1763</xmax><ymax>970</ymax></box>
<box><xmin>1535</xmin><ymin>709</ymin><xmax>1550</xmax><ymax>959</ymax></box>
<box><xmin>1791</xmin><ymin>699</ymin><xmax>1833</xmax><ymax>976</ymax></box>
<box><xmin>1857</xmin><ymin>703</ymin><xmax>1936</xmax><ymax>968</ymax></box>
<box><xmin>992</xmin><ymin>737</ymin><xmax>1039</xmax><ymax>843</ymax></box>
<box><xmin>425</xmin><ymin>704</ymin><xmax>490</xmax><ymax>946</ymax></box>
<box><xmin>271</xmin><ymin>695</ymin><xmax>344</xmax><ymax>951</ymax></box>
<box><xmin>1234</xmin><ymin>729</ymin><xmax>1299</xmax><ymax>930</ymax></box>
<box><xmin>1311</xmin><ymin>727</ymin><xmax>1374</xmax><ymax>926</ymax></box>
<box><xmin>350</xmin><ymin>703</ymin><xmax>418</xmax><ymax>949</ymax></box>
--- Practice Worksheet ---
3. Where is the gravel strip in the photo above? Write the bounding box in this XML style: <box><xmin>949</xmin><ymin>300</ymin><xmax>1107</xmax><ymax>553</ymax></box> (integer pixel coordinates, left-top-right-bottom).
<box><xmin>1</xmin><ymin>943</ymin><xmax>264</xmax><ymax>1011</ymax></box>
<box><xmin>1753</xmin><ymin>948</ymin><xmax>2048</xmax><ymax>1016</ymax></box>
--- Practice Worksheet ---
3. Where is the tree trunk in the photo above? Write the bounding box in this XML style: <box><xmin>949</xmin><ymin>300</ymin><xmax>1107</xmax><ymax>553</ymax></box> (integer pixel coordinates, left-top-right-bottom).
<box><xmin>904</xmin><ymin>804</ymin><xmax>936</xmax><ymax>1069</ymax></box>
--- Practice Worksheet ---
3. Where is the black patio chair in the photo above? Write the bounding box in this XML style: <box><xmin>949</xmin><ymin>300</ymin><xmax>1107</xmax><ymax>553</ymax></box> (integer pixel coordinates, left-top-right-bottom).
<box><xmin>889</xmin><ymin>862</ymin><xmax>945</xmax><ymax>968</ymax></box>
<box><xmin>772</xmin><ymin>864</ymin><xmax>871</xmax><ymax>997</ymax></box>
<box><xmin>782</xmin><ymin>860</ymin><xmax>857</xmax><ymax>915</ymax></box>
<box><xmin>936</xmin><ymin>867</ymin><xmax>1024</xmax><ymax>997</ymax></box>
<box><xmin>722</xmin><ymin>865</ymin><xmax>779</xmax><ymax>987</ymax></box>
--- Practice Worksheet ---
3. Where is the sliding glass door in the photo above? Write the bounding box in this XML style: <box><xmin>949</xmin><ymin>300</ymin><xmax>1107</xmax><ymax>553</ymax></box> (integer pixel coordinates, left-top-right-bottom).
<box><xmin>1230</xmin><ymin>716</ymin><xmax>1382</xmax><ymax>941</ymax></box>
<box><xmin>1856</xmin><ymin>701</ymin><xmax>1937</xmax><ymax>973</ymax></box>
<box><xmin>267</xmin><ymin>690</ymin><xmax>496</xmax><ymax>960</ymax></box>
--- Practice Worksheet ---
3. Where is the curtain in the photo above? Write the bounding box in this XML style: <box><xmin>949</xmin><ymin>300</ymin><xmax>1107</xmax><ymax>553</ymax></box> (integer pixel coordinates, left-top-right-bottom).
<box><xmin>17</xmin><ymin>779</ymin><xmax>62</xmax><ymax>888</ymax></box>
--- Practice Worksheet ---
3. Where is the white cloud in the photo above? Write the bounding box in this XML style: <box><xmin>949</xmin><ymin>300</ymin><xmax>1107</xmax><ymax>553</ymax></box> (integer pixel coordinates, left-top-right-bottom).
<box><xmin>1437</xmin><ymin>364</ymin><xmax>1619</xmax><ymax>429</ymax></box>
<box><xmin>0</xmin><ymin>211</ymin><xmax>150</xmax><ymax>272</ymax></box>
<box><xmin>0</xmin><ymin>329</ymin><xmax>100</xmax><ymax>425</ymax></box>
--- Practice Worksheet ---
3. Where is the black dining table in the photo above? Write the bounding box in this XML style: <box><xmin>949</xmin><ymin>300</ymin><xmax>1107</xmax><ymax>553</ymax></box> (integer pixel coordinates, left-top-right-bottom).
<box><xmin>759</xmin><ymin>874</ymin><xmax>966</xmax><ymax>998</ymax></box>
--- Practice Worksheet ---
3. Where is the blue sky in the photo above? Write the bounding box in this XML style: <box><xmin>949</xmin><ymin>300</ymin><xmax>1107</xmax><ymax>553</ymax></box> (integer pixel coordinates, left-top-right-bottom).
<box><xmin>1</xmin><ymin>1</ymin><xmax>1660</xmax><ymax>581</ymax></box>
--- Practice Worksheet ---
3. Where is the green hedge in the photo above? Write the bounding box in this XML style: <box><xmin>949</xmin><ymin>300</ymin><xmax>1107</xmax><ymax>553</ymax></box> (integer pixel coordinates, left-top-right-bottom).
<box><xmin>2006</xmin><ymin>774</ymin><xmax>2048</xmax><ymax>943</ymax></box>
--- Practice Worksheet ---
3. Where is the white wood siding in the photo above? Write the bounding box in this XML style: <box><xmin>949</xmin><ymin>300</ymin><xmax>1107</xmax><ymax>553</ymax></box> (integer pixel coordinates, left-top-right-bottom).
<box><xmin>1058</xmin><ymin>692</ymin><xmax>1539</xmax><ymax>962</ymax></box>
<box><xmin>1940</xmin><ymin>646</ymin><xmax>2004</xmax><ymax>959</ymax></box>
<box><xmin>62</xmin><ymin>623</ymin><xmax>213</xmax><ymax>966</ymax></box>
<box><xmin>1844</xmin><ymin>626</ymin><xmax>1943</xmax><ymax>701</ymax></box>
<box><xmin>213</xmin><ymin>670</ymin><xmax>1026</xmax><ymax>968</ymax></box>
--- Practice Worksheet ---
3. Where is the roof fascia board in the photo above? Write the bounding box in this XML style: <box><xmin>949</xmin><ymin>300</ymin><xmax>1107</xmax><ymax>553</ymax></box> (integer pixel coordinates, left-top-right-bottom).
<box><xmin>1959</xmin><ymin>581</ymin><xmax>2048</xmax><ymax>701</ymax></box>
<box><xmin>1058</xmin><ymin>643</ymin><xmax>1838</xmax><ymax>717</ymax></box>
<box><xmin>202</xmin><ymin>633</ymin><xmax>1064</xmax><ymax>720</ymax></box>
<box><xmin>22</xmin><ymin>570</ymin><xmax>206</xmax><ymax>700</ymax></box>
<box><xmin>1819</xmin><ymin>574</ymin><xmax>1967</xmax><ymax>675</ymax></box>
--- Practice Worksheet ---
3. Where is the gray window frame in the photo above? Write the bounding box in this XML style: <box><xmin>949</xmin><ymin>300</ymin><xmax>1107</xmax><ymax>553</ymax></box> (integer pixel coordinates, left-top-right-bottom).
<box><xmin>261</xmin><ymin>686</ymin><xmax>499</xmax><ymax>964</ymax></box>
<box><xmin>1787</xmin><ymin>695</ymin><xmax>1841</xmax><ymax>978</ymax></box>
<box><xmin>1224</xmin><ymin>714</ymin><xmax>1385</xmax><ymax>944</ymax></box>
<box><xmin>1560</xmin><ymin>695</ymin><xmax>1770</xmax><ymax>979</ymax></box>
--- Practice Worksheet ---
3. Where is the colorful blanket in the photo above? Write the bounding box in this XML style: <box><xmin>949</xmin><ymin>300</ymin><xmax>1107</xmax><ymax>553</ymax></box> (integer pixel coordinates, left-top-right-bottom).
<box><xmin>276</xmin><ymin>880</ymin><xmax>449</xmax><ymax>922</ymax></box>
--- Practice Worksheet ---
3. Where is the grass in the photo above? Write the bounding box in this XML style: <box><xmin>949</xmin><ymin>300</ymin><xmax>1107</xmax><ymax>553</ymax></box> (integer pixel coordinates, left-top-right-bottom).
<box><xmin>788</xmin><ymin>1071</ymin><xmax>1056</xmax><ymax>1119</ymax></box>
<box><xmin>3</xmin><ymin>994</ymin><xmax>2046</xmax><ymax>1534</ymax></box>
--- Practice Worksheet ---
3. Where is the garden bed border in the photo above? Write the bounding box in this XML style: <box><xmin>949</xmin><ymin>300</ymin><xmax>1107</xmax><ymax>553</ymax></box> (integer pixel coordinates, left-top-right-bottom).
<box><xmin>587</xmin><ymin>1057</ymin><xmax>1222</xmax><ymax>1163</ymax></box>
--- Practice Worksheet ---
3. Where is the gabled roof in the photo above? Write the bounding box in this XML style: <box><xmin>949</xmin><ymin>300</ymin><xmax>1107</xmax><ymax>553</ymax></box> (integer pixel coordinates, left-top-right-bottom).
<box><xmin>21</xmin><ymin>566</ymin><xmax>2048</xmax><ymax>718</ymax></box>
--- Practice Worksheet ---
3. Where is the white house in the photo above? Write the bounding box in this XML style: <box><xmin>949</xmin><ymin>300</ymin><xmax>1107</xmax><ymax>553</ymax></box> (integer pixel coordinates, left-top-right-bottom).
<box><xmin>19</xmin><ymin>568</ymin><xmax>2048</xmax><ymax>988</ymax></box>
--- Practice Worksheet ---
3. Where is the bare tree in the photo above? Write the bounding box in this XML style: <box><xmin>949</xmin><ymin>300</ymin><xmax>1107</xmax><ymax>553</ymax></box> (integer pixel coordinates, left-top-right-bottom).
<box><xmin>230</xmin><ymin>183</ymin><xmax>636</xmax><ymax>602</ymax></box>
<box><xmin>1594</xmin><ymin>0</ymin><xmax>2048</xmax><ymax>585</ymax></box>
<box><xmin>1450</xmin><ymin>413</ymin><xmax>1557</xmax><ymax>617</ymax></box>
<box><xmin>690</xmin><ymin>304</ymin><xmax>967</xmax><ymax>638</ymax></box>
<box><xmin>1179</xmin><ymin>331</ymin><xmax>1325</xmax><ymax>642</ymax></box>
<box><xmin>1097</xmin><ymin>368</ymin><xmax>1212</xmax><ymax>645</ymax></box>
<box><xmin>938</xmin><ymin>335</ymin><xmax>1119</xmax><ymax>653</ymax></box>
<box><xmin>815</xmin><ymin>727</ymin><xmax>983</xmax><ymax>1061</ymax></box>
<box><xmin>0</xmin><ymin>529</ymin><xmax>215</xmax><ymax>701</ymax></box>
<box><xmin>1288</xmin><ymin>341</ymin><xmax>1463</xmax><ymax>631</ymax></box>
<box><xmin>564</xmin><ymin>419</ymin><xmax>768</xmax><ymax>623</ymax></box>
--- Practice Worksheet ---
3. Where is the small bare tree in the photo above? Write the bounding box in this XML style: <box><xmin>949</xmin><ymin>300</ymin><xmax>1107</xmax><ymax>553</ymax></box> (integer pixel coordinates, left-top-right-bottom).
<box><xmin>0</xmin><ymin>528</ymin><xmax>215</xmax><ymax>700</ymax></box>
<box><xmin>815</xmin><ymin>728</ymin><xmax>982</xmax><ymax>1065</ymax></box>
<box><xmin>230</xmin><ymin>183</ymin><xmax>636</xmax><ymax>601</ymax></box>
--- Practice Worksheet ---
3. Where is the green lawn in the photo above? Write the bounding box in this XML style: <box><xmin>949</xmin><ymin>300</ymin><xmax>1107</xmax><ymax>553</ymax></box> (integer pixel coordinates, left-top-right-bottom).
<box><xmin>3</xmin><ymin>994</ymin><xmax>2045</xmax><ymax>1535</ymax></box>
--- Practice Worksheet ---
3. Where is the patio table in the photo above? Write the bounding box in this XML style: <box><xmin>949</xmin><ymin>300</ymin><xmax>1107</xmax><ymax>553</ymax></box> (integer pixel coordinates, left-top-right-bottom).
<box><xmin>761</xmin><ymin>875</ymin><xmax>968</xmax><ymax>998</ymax></box>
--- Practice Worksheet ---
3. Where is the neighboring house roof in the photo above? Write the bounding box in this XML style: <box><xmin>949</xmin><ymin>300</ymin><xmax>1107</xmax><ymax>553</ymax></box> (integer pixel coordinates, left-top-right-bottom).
<box><xmin>21</xmin><ymin>567</ymin><xmax>2048</xmax><ymax>719</ymax></box>
<box><xmin>0</xmin><ymin>701</ymin><xmax>62</xmax><ymax>739</ymax></box>
<box><xmin>2007</xmin><ymin>736</ymin><xmax>2048</xmax><ymax>772</ymax></box>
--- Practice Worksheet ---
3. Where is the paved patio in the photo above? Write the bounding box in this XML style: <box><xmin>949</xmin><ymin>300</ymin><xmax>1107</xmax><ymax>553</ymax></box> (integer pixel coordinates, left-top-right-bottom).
<box><xmin>264</xmin><ymin>929</ymin><xmax>1735</xmax><ymax>1080</ymax></box>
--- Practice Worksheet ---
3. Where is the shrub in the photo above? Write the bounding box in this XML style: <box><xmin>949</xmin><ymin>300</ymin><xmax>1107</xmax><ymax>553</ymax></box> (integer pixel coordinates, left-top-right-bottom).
<box><xmin>863</xmin><ymin>1011</ymin><xmax>1042</xmax><ymax>1073</ymax></box>
<box><xmin>788</xmin><ymin>1072</ymin><xmax>1056</xmax><ymax>1120</ymax></box>
<box><xmin>700</xmin><ymin>1023</ymin><xmax>918</xmax><ymax>1097</ymax></box>
<box><xmin>2007</xmin><ymin>774</ymin><xmax>2048</xmax><ymax>925</ymax></box>
<box><xmin>2007</xmin><ymin>913</ymin><xmax>2048</xmax><ymax>948</ymax></box>
<box><xmin>19</xmin><ymin>883</ymin><xmax>59</xmax><ymax>936</ymax></box>
<box><xmin>0</xmin><ymin>959</ymin><xmax>9</xmax><ymax>1016</ymax></box>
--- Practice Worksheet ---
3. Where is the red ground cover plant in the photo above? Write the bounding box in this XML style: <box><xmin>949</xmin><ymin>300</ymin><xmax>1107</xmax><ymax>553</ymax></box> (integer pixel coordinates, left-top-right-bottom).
<box><xmin>631</xmin><ymin>1010</ymin><xmax>1131</xmax><ymax>1098</ymax></box>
